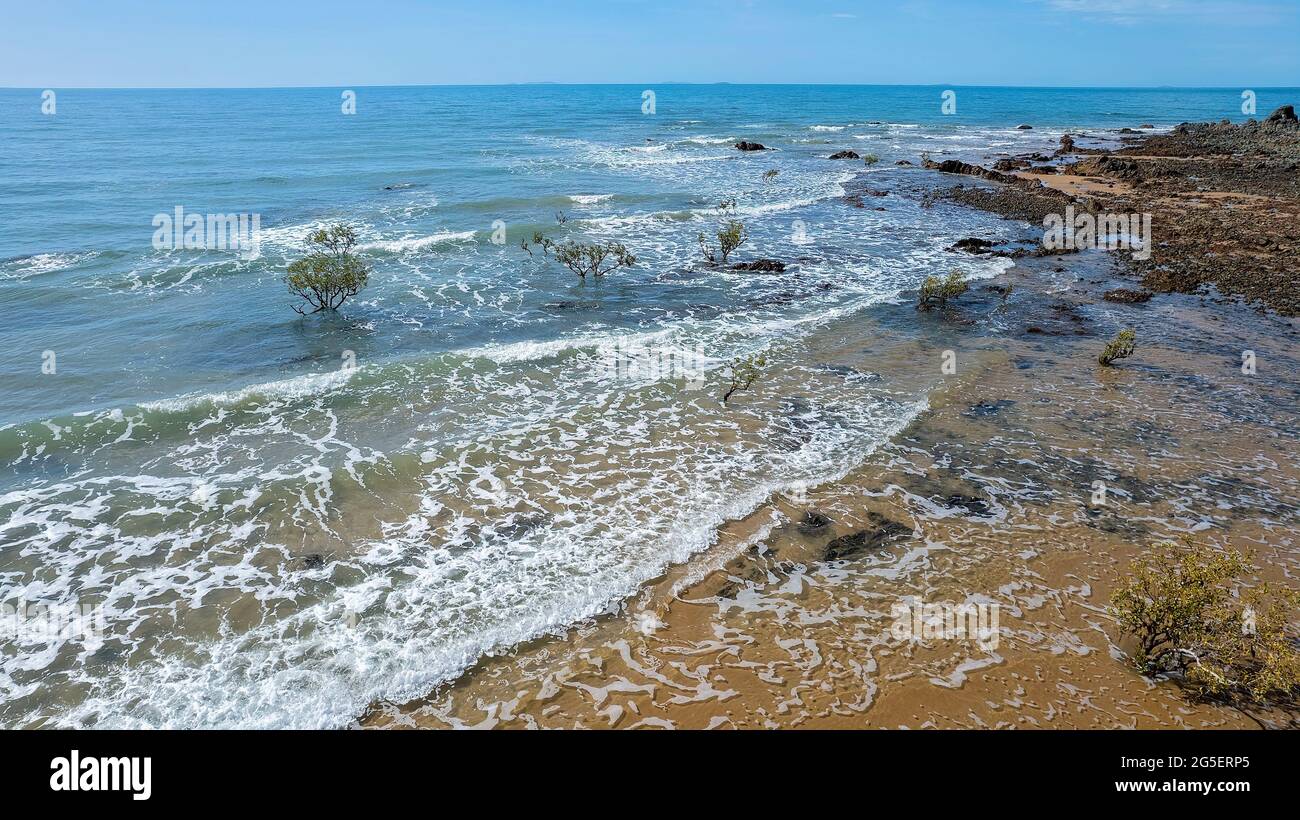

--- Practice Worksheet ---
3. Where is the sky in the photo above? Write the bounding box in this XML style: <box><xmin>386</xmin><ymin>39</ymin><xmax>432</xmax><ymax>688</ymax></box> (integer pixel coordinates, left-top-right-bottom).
<box><xmin>1</xmin><ymin>0</ymin><xmax>1297</xmax><ymax>88</ymax></box>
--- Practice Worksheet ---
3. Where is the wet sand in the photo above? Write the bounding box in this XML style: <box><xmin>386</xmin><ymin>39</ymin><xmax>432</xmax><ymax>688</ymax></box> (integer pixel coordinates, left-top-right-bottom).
<box><xmin>360</xmin><ymin>246</ymin><xmax>1300</xmax><ymax>729</ymax></box>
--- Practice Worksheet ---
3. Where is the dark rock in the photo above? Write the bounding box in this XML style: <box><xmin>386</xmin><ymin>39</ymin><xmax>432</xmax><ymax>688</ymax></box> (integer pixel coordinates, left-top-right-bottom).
<box><xmin>1139</xmin><ymin>123</ymin><xmax>1155</xmax><ymax>129</ymax></box>
<box><xmin>823</xmin><ymin>512</ymin><xmax>911</xmax><ymax>560</ymax></box>
<box><xmin>303</xmin><ymin>554</ymin><xmax>326</xmax><ymax>569</ymax></box>
<box><xmin>829</xmin><ymin>149</ymin><xmax>861</xmax><ymax>160</ymax></box>
<box><xmin>735</xmin><ymin>141</ymin><xmax>769</xmax><ymax>151</ymax></box>
<box><xmin>895</xmin><ymin>159</ymin><xmax>914</xmax><ymax>166</ymax></box>
<box><xmin>1265</xmin><ymin>105</ymin><xmax>1297</xmax><ymax>124</ymax></box>
<box><xmin>797</xmin><ymin>510</ymin><xmax>833</xmax><ymax>536</ymax></box>
<box><xmin>1056</xmin><ymin>134</ymin><xmax>1075</xmax><ymax>155</ymax></box>
<box><xmin>952</xmin><ymin>237</ymin><xmax>995</xmax><ymax>253</ymax></box>
<box><xmin>1103</xmin><ymin>288</ymin><xmax>1155</xmax><ymax>304</ymax></box>
<box><xmin>731</xmin><ymin>259</ymin><xmax>787</xmax><ymax>272</ymax></box>
<box><xmin>942</xmin><ymin>494</ymin><xmax>994</xmax><ymax>517</ymax></box>
<box><xmin>921</xmin><ymin>158</ymin><xmax>1030</xmax><ymax>187</ymax></box>
<box><xmin>1016</xmin><ymin>124</ymin><xmax>1033</xmax><ymax>130</ymax></box>
<box><xmin>967</xmin><ymin>399</ymin><xmax>1015</xmax><ymax>417</ymax></box>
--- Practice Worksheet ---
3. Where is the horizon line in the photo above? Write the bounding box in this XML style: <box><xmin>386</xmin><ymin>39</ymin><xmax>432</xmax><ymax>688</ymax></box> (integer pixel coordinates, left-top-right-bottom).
<box><xmin>4</xmin><ymin>82</ymin><xmax>1299</xmax><ymax>92</ymax></box>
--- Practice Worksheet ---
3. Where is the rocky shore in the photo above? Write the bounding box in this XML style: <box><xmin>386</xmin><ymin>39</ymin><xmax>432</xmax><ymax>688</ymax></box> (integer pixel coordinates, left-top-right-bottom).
<box><xmin>924</xmin><ymin>106</ymin><xmax>1300</xmax><ymax>316</ymax></box>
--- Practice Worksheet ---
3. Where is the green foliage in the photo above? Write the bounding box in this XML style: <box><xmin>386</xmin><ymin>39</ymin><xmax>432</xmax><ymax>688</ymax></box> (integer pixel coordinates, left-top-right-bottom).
<box><xmin>1099</xmin><ymin>328</ymin><xmax>1137</xmax><ymax>366</ymax></box>
<box><xmin>917</xmin><ymin>269</ymin><xmax>969</xmax><ymax>310</ymax></box>
<box><xmin>722</xmin><ymin>352</ymin><xmax>766</xmax><ymax>405</ymax></box>
<box><xmin>522</xmin><ymin>232</ymin><xmax>635</xmax><ymax>281</ymax></box>
<box><xmin>863</xmin><ymin>153</ymin><xmax>880</xmax><ymax>166</ymax></box>
<box><xmin>286</xmin><ymin>224</ymin><xmax>370</xmax><ymax>315</ymax></box>
<box><xmin>698</xmin><ymin>220</ymin><xmax>749</xmax><ymax>265</ymax></box>
<box><xmin>1111</xmin><ymin>539</ymin><xmax>1300</xmax><ymax>704</ymax></box>
<box><xmin>763</xmin><ymin>169</ymin><xmax>779</xmax><ymax>182</ymax></box>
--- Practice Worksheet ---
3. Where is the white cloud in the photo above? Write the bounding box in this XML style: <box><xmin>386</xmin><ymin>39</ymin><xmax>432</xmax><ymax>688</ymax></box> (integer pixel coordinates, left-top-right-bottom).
<box><xmin>1041</xmin><ymin>0</ymin><xmax>1291</xmax><ymax>24</ymax></box>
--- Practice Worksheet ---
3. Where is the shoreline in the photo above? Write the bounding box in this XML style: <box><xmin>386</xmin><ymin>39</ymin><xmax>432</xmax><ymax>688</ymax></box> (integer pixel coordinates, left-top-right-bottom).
<box><xmin>362</xmin><ymin>113</ymin><xmax>1300</xmax><ymax>729</ymax></box>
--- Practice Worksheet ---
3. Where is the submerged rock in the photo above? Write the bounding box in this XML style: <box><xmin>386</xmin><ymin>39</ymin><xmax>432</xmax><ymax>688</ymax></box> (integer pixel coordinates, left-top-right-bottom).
<box><xmin>1103</xmin><ymin>288</ymin><xmax>1155</xmax><ymax>304</ymax></box>
<box><xmin>797</xmin><ymin>510</ymin><xmax>833</xmax><ymax>536</ymax></box>
<box><xmin>967</xmin><ymin>399</ymin><xmax>1016</xmax><ymax>417</ymax></box>
<box><xmin>731</xmin><ymin>259</ymin><xmax>787</xmax><ymax>272</ymax></box>
<box><xmin>823</xmin><ymin>512</ymin><xmax>911</xmax><ymax>560</ymax></box>
<box><xmin>494</xmin><ymin>512</ymin><xmax>553</xmax><ymax>540</ymax></box>
<box><xmin>941</xmin><ymin>494</ymin><xmax>994</xmax><ymax>518</ymax></box>
<box><xmin>735</xmin><ymin>141</ymin><xmax>769</xmax><ymax>151</ymax></box>
<box><xmin>829</xmin><ymin>149</ymin><xmax>861</xmax><ymax>160</ymax></box>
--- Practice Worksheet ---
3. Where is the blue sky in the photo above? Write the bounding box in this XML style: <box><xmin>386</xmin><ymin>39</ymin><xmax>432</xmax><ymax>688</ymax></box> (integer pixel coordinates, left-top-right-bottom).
<box><xmin>2</xmin><ymin>0</ymin><xmax>1297</xmax><ymax>88</ymax></box>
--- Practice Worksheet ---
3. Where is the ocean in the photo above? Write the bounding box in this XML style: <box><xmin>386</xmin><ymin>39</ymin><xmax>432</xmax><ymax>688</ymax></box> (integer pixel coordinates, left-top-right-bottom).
<box><xmin>0</xmin><ymin>84</ymin><xmax>1293</xmax><ymax>728</ymax></box>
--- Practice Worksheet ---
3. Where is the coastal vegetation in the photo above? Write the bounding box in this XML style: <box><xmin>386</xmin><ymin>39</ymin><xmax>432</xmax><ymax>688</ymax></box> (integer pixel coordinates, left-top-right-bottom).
<box><xmin>521</xmin><ymin>232</ymin><xmax>636</xmax><ymax>281</ymax></box>
<box><xmin>721</xmin><ymin>353</ymin><xmax>766</xmax><ymax>405</ymax></box>
<box><xmin>863</xmin><ymin>153</ymin><xmax>880</xmax><ymax>166</ymax></box>
<box><xmin>1098</xmin><ymin>329</ymin><xmax>1136</xmax><ymax>366</ymax></box>
<box><xmin>699</xmin><ymin>199</ymin><xmax>748</xmax><ymax>265</ymax></box>
<box><xmin>763</xmin><ymin>169</ymin><xmax>779</xmax><ymax>182</ymax></box>
<box><xmin>286</xmin><ymin>225</ymin><xmax>371</xmax><ymax>315</ymax></box>
<box><xmin>916</xmin><ymin>270</ymin><xmax>969</xmax><ymax>311</ymax></box>
<box><xmin>1111</xmin><ymin>540</ymin><xmax>1300</xmax><ymax>705</ymax></box>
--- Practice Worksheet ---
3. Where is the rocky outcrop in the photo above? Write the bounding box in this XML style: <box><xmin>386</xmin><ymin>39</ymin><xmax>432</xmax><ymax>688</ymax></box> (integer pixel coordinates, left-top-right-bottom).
<box><xmin>731</xmin><ymin>259</ymin><xmax>787</xmax><ymax>272</ymax></box>
<box><xmin>952</xmin><ymin>237</ymin><xmax>995</xmax><ymax>253</ymax></box>
<box><xmin>828</xmin><ymin>149</ymin><xmax>861</xmax><ymax>160</ymax></box>
<box><xmin>1266</xmin><ymin>105</ymin><xmax>1297</xmax><ymax>124</ymax></box>
<box><xmin>921</xmin><ymin>157</ymin><xmax>1029</xmax><ymax>186</ymax></box>
<box><xmin>735</xmin><ymin>141</ymin><xmax>768</xmax><ymax>151</ymax></box>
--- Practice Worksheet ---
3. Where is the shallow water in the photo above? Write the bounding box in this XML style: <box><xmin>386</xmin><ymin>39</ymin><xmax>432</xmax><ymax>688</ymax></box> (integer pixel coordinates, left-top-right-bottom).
<box><xmin>2</xmin><ymin>85</ymin><xmax>1296</xmax><ymax>728</ymax></box>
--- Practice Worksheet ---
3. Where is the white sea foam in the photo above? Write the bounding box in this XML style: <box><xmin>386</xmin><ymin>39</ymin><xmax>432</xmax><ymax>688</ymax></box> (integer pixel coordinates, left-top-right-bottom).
<box><xmin>1</xmin><ymin>251</ymin><xmax>97</xmax><ymax>279</ymax></box>
<box><xmin>139</xmin><ymin>368</ymin><xmax>359</xmax><ymax>413</ymax></box>
<box><xmin>360</xmin><ymin>231</ymin><xmax>477</xmax><ymax>253</ymax></box>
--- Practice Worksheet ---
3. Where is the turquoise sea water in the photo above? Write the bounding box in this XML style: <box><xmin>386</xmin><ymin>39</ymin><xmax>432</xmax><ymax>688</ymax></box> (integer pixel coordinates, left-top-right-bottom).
<box><xmin>0</xmin><ymin>85</ymin><xmax>1295</xmax><ymax>727</ymax></box>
